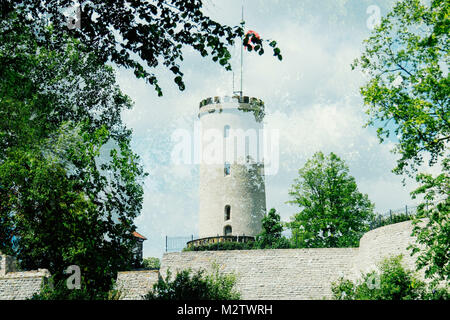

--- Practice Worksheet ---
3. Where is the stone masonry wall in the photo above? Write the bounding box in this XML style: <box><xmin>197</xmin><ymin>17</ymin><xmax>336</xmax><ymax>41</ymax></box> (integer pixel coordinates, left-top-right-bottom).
<box><xmin>157</xmin><ymin>220</ymin><xmax>421</xmax><ymax>300</ymax></box>
<box><xmin>357</xmin><ymin>220</ymin><xmax>417</xmax><ymax>274</ymax></box>
<box><xmin>0</xmin><ymin>254</ymin><xmax>18</xmax><ymax>276</ymax></box>
<box><xmin>160</xmin><ymin>248</ymin><xmax>359</xmax><ymax>300</ymax></box>
<box><xmin>0</xmin><ymin>220</ymin><xmax>423</xmax><ymax>300</ymax></box>
<box><xmin>116</xmin><ymin>270</ymin><xmax>159</xmax><ymax>300</ymax></box>
<box><xmin>0</xmin><ymin>269</ymin><xmax>50</xmax><ymax>300</ymax></box>
<box><xmin>0</xmin><ymin>254</ymin><xmax>51</xmax><ymax>300</ymax></box>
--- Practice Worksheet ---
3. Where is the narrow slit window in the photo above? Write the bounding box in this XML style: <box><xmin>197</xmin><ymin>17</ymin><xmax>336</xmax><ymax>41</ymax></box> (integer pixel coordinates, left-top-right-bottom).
<box><xmin>224</xmin><ymin>225</ymin><xmax>232</xmax><ymax>236</ymax></box>
<box><xmin>225</xmin><ymin>205</ymin><xmax>231</xmax><ymax>221</ymax></box>
<box><xmin>224</xmin><ymin>125</ymin><xmax>230</xmax><ymax>138</ymax></box>
<box><xmin>224</xmin><ymin>162</ymin><xmax>231</xmax><ymax>176</ymax></box>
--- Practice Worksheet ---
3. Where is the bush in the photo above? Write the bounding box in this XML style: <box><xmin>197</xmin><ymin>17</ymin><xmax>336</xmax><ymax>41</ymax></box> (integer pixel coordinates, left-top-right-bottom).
<box><xmin>30</xmin><ymin>277</ymin><xmax>122</xmax><ymax>300</ymax></box>
<box><xmin>331</xmin><ymin>255</ymin><xmax>448</xmax><ymax>300</ymax></box>
<box><xmin>183</xmin><ymin>238</ymin><xmax>292</xmax><ymax>252</ymax></box>
<box><xmin>183</xmin><ymin>208</ymin><xmax>291</xmax><ymax>252</ymax></box>
<box><xmin>183</xmin><ymin>241</ymin><xmax>256</xmax><ymax>252</ymax></box>
<box><xmin>255</xmin><ymin>236</ymin><xmax>291</xmax><ymax>249</ymax></box>
<box><xmin>255</xmin><ymin>208</ymin><xmax>290</xmax><ymax>249</ymax></box>
<box><xmin>142</xmin><ymin>257</ymin><xmax>161</xmax><ymax>269</ymax></box>
<box><xmin>369</xmin><ymin>213</ymin><xmax>415</xmax><ymax>230</ymax></box>
<box><xmin>144</xmin><ymin>266</ymin><xmax>240</xmax><ymax>300</ymax></box>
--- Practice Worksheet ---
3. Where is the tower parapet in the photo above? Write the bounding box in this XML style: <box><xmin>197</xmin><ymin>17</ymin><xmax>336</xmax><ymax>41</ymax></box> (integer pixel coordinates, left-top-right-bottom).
<box><xmin>199</xmin><ymin>95</ymin><xmax>265</xmax><ymax>123</ymax></box>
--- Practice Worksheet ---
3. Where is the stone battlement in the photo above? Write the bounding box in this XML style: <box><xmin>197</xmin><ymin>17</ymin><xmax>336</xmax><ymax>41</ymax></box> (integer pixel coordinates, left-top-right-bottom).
<box><xmin>0</xmin><ymin>254</ymin><xmax>50</xmax><ymax>300</ymax></box>
<box><xmin>199</xmin><ymin>96</ymin><xmax>264</xmax><ymax>109</ymax></box>
<box><xmin>0</xmin><ymin>254</ymin><xmax>18</xmax><ymax>276</ymax></box>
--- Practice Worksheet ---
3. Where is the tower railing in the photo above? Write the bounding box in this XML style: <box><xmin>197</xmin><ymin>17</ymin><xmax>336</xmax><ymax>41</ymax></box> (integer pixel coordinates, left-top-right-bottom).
<box><xmin>186</xmin><ymin>235</ymin><xmax>255</xmax><ymax>249</ymax></box>
<box><xmin>199</xmin><ymin>95</ymin><xmax>264</xmax><ymax>109</ymax></box>
<box><xmin>164</xmin><ymin>235</ymin><xmax>256</xmax><ymax>252</ymax></box>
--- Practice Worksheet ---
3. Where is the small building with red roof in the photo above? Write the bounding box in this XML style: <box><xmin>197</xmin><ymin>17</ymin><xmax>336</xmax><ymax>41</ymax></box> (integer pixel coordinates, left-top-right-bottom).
<box><xmin>132</xmin><ymin>231</ymin><xmax>147</xmax><ymax>267</ymax></box>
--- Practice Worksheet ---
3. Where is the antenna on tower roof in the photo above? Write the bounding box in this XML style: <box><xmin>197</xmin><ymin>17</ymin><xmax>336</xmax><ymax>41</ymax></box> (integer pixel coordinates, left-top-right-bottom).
<box><xmin>232</xmin><ymin>71</ymin><xmax>235</xmax><ymax>94</ymax></box>
<box><xmin>233</xmin><ymin>4</ymin><xmax>244</xmax><ymax>98</ymax></box>
<box><xmin>240</xmin><ymin>4</ymin><xmax>244</xmax><ymax>98</ymax></box>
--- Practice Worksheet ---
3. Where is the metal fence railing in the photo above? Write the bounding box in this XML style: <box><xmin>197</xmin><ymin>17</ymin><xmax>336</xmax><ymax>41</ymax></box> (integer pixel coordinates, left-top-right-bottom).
<box><xmin>369</xmin><ymin>204</ymin><xmax>420</xmax><ymax>230</ymax></box>
<box><xmin>381</xmin><ymin>204</ymin><xmax>418</xmax><ymax>217</ymax></box>
<box><xmin>165</xmin><ymin>235</ymin><xmax>198</xmax><ymax>252</ymax></box>
<box><xmin>165</xmin><ymin>203</ymin><xmax>437</xmax><ymax>251</ymax></box>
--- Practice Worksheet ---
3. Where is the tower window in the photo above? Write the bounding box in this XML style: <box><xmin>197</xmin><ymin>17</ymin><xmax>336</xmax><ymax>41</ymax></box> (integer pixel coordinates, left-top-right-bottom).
<box><xmin>224</xmin><ymin>205</ymin><xmax>231</xmax><ymax>221</ymax></box>
<box><xmin>224</xmin><ymin>162</ymin><xmax>231</xmax><ymax>176</ymax></box>
<box><xmin>224</xmin><ymin>125</ymin><xmax>230</xmax><ymax>138</ymax></box>
<box><xmin>224</xmin><ymin>225</ymin><xmax>232</xmax><ymax>236</ymax></box>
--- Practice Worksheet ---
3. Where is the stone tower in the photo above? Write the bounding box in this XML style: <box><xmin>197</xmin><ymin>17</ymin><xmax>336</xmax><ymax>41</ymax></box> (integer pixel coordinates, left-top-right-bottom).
<box><xmin>197</xmin><ymin>95</ymin><xmax>267</xmax><ymax>239</ymax></box>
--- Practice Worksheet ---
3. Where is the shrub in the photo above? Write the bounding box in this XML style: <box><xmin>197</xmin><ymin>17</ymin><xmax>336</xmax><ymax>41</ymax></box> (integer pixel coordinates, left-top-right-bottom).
<box><xmin>183</xmin><ymin>241</ymin><xmax>255</xmax><ymax>252</ymax></box>
<box><xmin>144</xmin><ymin>266</ymin><xmax>240</xmax><ymax>300</ymax></box>
<box><xmin>331</xmin><ymin>255</ymin><xmax>448</xmax><ymax>300</ymax></box>
<box><xmin>142</xmin><ymin>257</ymin><xmax>161</xmax><ymax>269</ymax></box>
<box><xmin>30</xmin><ymin>277</ymin><xmax>122</xmax><ymax>300</ymax></box>
<box><xmin>255</xmin><ymin>208</ymin><xmax>290</xmax><ymax>249</ymax></box>
<box><xmin>255</xmin><ymin>236</ymin><xmax>291</xmax><ymax>249</ymax></box>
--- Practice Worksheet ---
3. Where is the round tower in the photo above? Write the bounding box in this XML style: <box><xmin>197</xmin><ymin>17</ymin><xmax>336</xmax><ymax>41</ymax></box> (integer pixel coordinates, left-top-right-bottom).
<box><xmin>197</xmin><ymin>95</ymin><xmax>267</xmax><ymax>239</ymax></box>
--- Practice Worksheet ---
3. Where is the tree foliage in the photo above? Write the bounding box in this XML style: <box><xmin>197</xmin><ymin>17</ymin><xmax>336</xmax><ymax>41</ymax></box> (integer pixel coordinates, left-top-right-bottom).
<box><xmin>369</xmin><ymin>212</ymin><xmax>415</xmax><ymax>230</ymax></box>
<box><xmin>255</xmin><ymin>208</ymin><xmax>290</xmax><ymax>249</ymax></box>
<box><xmin>183</xmin><ymin>241</ymin><xmax>254</xmax><ymax>252</ymax></box>
<box><xmin>410</xmin><ymin>158</ymin><xmax>450</xmax><ymax>286</ymax></box>
<box><xmin>142</xmin><ymin>257</ymin><xmax>161</xmax><ymax>270</ymax></box>
<box><xmin>29</xmin><ymin>276</ymin><xmax>122</xmax><ymax>300</ymax></box>
<box><xmin>144</xmin><ymin>267</ymin><xmax>240</xmax><ymax>300</ymax></box>
<box><xmin>352</xmin><ymin>0</ymin><xmax>449</xmax><ymax>176</ymax></box>
<box><xmin>353</xmin><ymin>0</ymin><xmax>449</xmax><ymax>289</ymax></box>
<box><xmin>287</xmin><ymin>152</ymin><xmax>374</xmax><ymax>248</ymax></box>
<box><xmin>332</xmin><ymin>255</ymin><xmax>449</xmax><ymax>300</ymax></box>
<box><xmin>183</xmin><ymin>208</ymin><xmax>290</xmax><ymax>251</ymax></box>
<box><xmin>1</xmin><ymin>0</ymin><xmax>282</xmax><ymax>96</ymax></box>
<box><xmin>0</xmin><ymin>15</ymin><xmax>146</xmax><ymax>297</ymax></box>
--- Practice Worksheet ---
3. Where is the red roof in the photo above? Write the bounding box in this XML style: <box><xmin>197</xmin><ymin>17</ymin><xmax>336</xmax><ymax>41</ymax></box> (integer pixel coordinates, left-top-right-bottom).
<box><xmin>133</xmin><ymin>231</ymin><xmax>147</xmax><ymax>240</ymax></box>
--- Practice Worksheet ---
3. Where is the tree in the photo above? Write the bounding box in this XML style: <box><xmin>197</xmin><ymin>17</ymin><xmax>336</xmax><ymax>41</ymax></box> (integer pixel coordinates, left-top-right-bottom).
<box><xmin>142</xmin><ymin>257</ymin><xmax>161</xmax><ymax>270</ymax></box>
<box><xmin>287</xmin><ymin>152</ymin><xmax>374</xmax><ymax>248</ymax></box>
<box><xmin>144</xmin><ymin>267</ymin><xmax>240</xmax><ymax>300</ymax></box>
<box><xmin>2</xmin><ymin>1</ymin><xmax>282</xmax><ymax>96</ymax></box>
<box><xmin>0</xmin><ymin>15</ymin><xmax>146</xmax><ymax>297</ymax></box>
<box><xmin>255</xmin><ymin>208</ymin><xmax>290</xmax><ymax>249</ymax></box>
<box><xmin>331</xmin><ymin>255</ymin><xmax>449</xmax><ymax>300</ymax></box>
<box><xmin>352</xmin><ymin>0</ymin><xmax>449</xmax><ymax>287</ymax></box>
<box><xmin>352</xmin><ymin>0</ymin><xmax>449</xmax><ymax>176</ymax></box>
<box><xmin>409</xmin><ymin>157</ymin><xmax>450</xmax><ymax>286</ymax></box>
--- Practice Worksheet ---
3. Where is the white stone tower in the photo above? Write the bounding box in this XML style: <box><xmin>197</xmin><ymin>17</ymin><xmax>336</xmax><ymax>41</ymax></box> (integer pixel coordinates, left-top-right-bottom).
<box><xmin>198</xmin><ymin>95</ymin><xmax>267</xmax><ymax>239</ymax></box>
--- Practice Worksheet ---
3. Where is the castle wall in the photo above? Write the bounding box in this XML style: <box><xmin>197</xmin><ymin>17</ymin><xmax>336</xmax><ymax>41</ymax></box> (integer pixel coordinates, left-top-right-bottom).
<box><xmin>0</xmin><ymin>254</ymin><xmax>50</xmax><ymax>300</ymax></box>
<box><xmin>0</xmin><ymin>220</ymin><xmax>425</xmax><ymax>300</ymax></box>
<box><xmin>116</xmin><ymin>270</ymin><xmax>159</xmax><ymax>300</ymax></box>
<box><xmin>356</xmin><ymin>219</ymin><xmax>420</xmax><ymax>275</ymax></box>
<box><xmin>158</xmin><ymin>220</ymin><xmax>422</xmax><ymax>300</ymax></box>
<box><xmin>160</xmin><ymin>248</ymin><xmax>359</xmax><ymax>300</ymax></box>
<box><xmin>0</xmin><ymin>268</ymin><xmax>50</xmax><ymax>300</ymax></box>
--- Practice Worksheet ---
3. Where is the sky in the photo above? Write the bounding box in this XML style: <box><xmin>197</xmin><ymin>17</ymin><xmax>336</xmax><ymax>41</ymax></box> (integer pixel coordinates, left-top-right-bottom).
<box><xmin>113</xmin><ymin>0</ymin><xmax>436</xmax><ymax>259</ymax></box>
